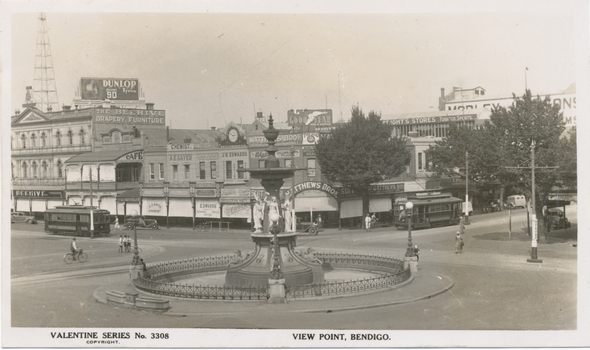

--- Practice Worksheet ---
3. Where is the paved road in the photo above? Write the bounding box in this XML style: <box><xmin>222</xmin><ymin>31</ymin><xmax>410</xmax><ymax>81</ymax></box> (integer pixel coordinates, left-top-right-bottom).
<box><xmin>9</xmin><ymin>205</ymin><xmax>578</xmax><ymax>331</ymax></box>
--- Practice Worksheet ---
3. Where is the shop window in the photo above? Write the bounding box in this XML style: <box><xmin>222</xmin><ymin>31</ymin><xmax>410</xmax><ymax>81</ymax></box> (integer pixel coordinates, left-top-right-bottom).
<box><xmin>172</xmin><ymin>165</ymin><xmax>178</xmax><ymax>180</ymax></box>
<box><xmin>200</xmin><ymin>162</ymin><xmax>206</xmax><ymax>179</ymax></box>
<box><xmin>307</xmin><ymin>158</ymin><xmax>316</xmax><ymax>177</ymax></box>
<box><xmin>226</xmin><ymin>161</ymin><xmax>232</xmax><ymax>180</ymax></box>
<box><xmin>237</xmin><ymin>160</ymin><xmax>244</xmax><ymax>179</ymax></box>
<box><xmin>149</xmin><ymin>163</ymin><xmax>155</xmax><ymax>180</ymax></box>
<box><xmin>210</xmin><ymin>161</ymin><xmax>217</xmax><ymax>179</ymax></box>
<box><xmin>159</xmin><ymin>163</ymin><xmax>165</xmax><ymax>179</ymax></box>
<box><xmin>184</xmin><ymin>164</ymin><xmax>190</xmax><ymax>180</ymax></box>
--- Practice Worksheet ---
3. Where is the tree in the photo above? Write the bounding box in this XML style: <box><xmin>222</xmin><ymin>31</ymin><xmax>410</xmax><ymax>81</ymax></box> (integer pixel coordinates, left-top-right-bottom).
<box><xmin>315</xmin><ymin>105</ymin><xmax>410</xmax><ymax>220</ymax></box>
<box><xmin>428</xmin><ymin>90</ymin><xmax>570</xmax><ymax>238</ymax></box>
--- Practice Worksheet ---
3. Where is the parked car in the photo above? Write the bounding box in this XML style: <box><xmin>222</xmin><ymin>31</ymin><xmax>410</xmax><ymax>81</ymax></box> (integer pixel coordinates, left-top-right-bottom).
<box><xmin>123</xmin><ymin>215</ymin><xmax>159</xmax><ymax>230</ymax></box>
<box><xmin>11</xmin><ymin>211</ymin><xmax>37</xmax><ymax>224</ymax></box>
<box><xmin>505</xmin><ymin>195</ymin><xmax>527</xmax><ymax>209</ymax></box>
<box><xmin>544</xmin><ymin>208</ymin><xmax>571</xmax><ymax>230</ymax></box>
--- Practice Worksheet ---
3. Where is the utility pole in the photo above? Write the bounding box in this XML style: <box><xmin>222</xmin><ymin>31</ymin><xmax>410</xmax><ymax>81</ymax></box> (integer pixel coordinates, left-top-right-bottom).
<box><xmin>505</xmin><ymin>140</ymin><xmax>558</xmax><ymax>263</ymax></box>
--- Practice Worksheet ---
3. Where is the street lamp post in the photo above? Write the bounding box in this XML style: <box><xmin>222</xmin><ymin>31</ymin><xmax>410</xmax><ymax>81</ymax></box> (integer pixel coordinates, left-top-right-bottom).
<box><xmin>464</xmin><ymin>151</ymin><xmax>470</xmax><ymax>225</ymax></box>
<box><xmin>405</xmin><ymin>202</ymin><xmax>414</xmax><ymax>257</ymax></box>
<box><xmin>131</xmin><ymin>209</ymin><xmax>140</xmax><ymax>266</ymax></box>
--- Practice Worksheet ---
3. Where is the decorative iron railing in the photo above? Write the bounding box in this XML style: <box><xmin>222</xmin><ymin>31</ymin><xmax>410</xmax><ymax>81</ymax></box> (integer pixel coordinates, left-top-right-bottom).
<box><xmin>133</xmin><ymin>252</ymin><xmax>411</xmax><ymax>300</ymax></box>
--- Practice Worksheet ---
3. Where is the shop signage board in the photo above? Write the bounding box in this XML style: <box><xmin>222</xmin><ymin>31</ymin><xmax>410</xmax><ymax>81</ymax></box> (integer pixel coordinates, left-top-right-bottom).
<box><xmin>386</xmin><ymin>114</ymin><xmax>477</xmax><ymax>126</ymax></box>
<box><xmin>222</xmin><ymin>204</ymin><xmax>251</xmax><ymax>218</ymax></box>
<box><xmin>248</xmin><ymin>133</ymin><xmax>302</xmax><ymax>147</ymax></box>
<box><xmin>12</xmin><ymin>190</ymin><xmax>63</xmax><ymax>198</ymax></box>
<box><xmin>195</xmin><ymin>200</ymin><xmax>220</xmax><ymax>218</ymax></box>
<box><xmin>94</xmin><ymin>108</ymin><xmax>166</xmax><ymax>125</ymax></box>
<box><xmin>118</xmin><ymin>150</ymin><xmax>144</xmax><ymax>163</ymax></box>
<box><xmin>250</xmin><ymin>150</ymin><xmax>300</xmax><ymax>159</ymax></box>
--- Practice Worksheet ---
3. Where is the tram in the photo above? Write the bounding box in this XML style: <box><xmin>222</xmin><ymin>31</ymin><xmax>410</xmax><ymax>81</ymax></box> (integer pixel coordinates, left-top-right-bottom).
<box><xmin>393</xmin><ymin>195</ymin><xmax>463</xmax><ymax>229</ymax></box>
<box><xmin>44</xmin><ymin>205</ymin><xmax>111</xmax><ymax>237</ymax></box>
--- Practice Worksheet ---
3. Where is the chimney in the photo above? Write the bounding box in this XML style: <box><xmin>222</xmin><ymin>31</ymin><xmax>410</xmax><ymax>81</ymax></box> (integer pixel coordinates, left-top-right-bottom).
<box><xmin>440</xmin><ymin>88</ymin><xmax>445</xmax><ymax>98</ymax></box>
<box><xmin>63</xmin><ymin>105</ymin><xmax>71</xmax><ymax>111</ymax></box>
<box><xmin>211</xmin><ymin>126</ymin><xmax>216</xmax><ymax>130</ymax></box>
<box><xmin>146</xmin><ymin>103</ymin><xmax>154</xmax><ymax>110</ymax></box>
<box><xmin>166</xmin><ymin>126</ymin><xmax>170</xmax><ymax>142</ymax></box>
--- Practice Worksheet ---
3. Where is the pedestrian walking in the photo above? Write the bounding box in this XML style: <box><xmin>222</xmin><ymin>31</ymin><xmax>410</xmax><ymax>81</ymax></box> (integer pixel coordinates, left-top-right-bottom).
<box><xmin>455</xmin><ymin>232</ymin><xmax>464</xmax><ymax>254</ymax></box>
<box><xmin>365</xmin><ymin>213</ymin><xmax>371</xmax><ymax>231</ymax></box>
<box><xmin>118</xmin><ymin>235</ymin><xmax>123</xmax><ymax>253</ymax></box>
<box><xmin>315</xmin><ymin>214</ymin><xmax>323</xmax><ymax>231</ymax></box>
<box><xmin>124</xmin><ymin>235</ymin><xmax>131</xmax><ymax>253</ymax></box>
<box><xmin>114</xmin><ymin>216</ymin><xmax>120</xmax><ymax>230</ymax></box>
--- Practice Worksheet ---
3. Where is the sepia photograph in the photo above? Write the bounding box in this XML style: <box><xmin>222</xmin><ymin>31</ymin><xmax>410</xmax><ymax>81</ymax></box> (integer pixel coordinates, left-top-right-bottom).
<box><xmin>1</xmin><ymin>0</ymin><xmax>588</xmax><ymax>348</ymax></box>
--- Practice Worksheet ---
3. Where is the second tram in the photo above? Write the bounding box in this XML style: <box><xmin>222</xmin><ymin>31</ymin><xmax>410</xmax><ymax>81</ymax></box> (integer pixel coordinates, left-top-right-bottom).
<box><xmin>393</xmin><ymin>195</ymin><xmax>463</xmax><ymax>229</ymax></box>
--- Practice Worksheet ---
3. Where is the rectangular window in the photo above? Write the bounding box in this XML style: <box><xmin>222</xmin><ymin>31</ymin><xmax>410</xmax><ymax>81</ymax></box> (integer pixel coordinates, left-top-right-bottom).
<box><xmin>149</xmin><ymin>163</ymin><xmax>155</xmax><ymax>180</ymax></box>
<box><xmin>172</xmin><ymin>165</ymin><xmax>178</xmax><ymax>180</ymax></box>
<box><xmin>259</xmin><ymin>160</ymin><xmax>266</xmax><ymax>168</ymax></box>
<box><xmin>200</xmin><ymin>162</ymin><xmax>206</xmax><ymax>179</ymax></box>
<box><xmin>184</xmin><ymin>164</ymin><xmax>190</xmax><ymax>180</ymax></box>
<box><xmin>418</xmin><ymin>152</ymin><xmax>423</xmax><ymax>170</ymax></box>
<box><xmin>210</xmin><ymin>161</ymin><xmax>217</xmax><ymax>179</ymax></box>
<box><xmin>307</xmin><ymin>158</ymin><xmax>316</xmax><ymax>177</ymax></box>
<box><xmin>285</xmin><ymin>159</ymin><xmax>292</xmax><ymax>168</ymax></box>
<box><xmin>122</xmin><ymin>134</ymin><xmax>132</xmax><ymax>142</ymax></box>
<box><xmin>237</xmin><ymin>160</ymin><xmax>244</xmax><ymax>179</ymax></box>
<box><xmin>159</xmin><ymin>163</ymin><xmax>165</xmax><ymax>179</ymax></box>
<box><xmin>102</xmin><ymin>136</ymin><xmax>111</xmax><ymax>144</ymax></box>
<box><xmin>226</xmin><ymin>161</ymin><xmax>232</xmax><ymax>179</ymax></box>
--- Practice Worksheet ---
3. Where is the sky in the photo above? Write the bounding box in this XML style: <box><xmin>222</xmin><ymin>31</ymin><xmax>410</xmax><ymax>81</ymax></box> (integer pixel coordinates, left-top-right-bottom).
<box><xmin>3</xmin><ymin>1</ymin><xmax>586</xmax><ymax>130</ymax></box>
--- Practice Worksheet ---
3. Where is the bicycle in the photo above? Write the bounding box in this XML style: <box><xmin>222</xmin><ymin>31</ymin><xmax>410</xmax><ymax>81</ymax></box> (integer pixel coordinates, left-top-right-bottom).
<box><xmin>63</xmin><ymin>249</ymin><xmax>88</xmax><ymax>264</ymax></box>
<box><xmin>196</xmin><ymin>221</ymin><xmax>212</xmax><ymax>232</ymax></box>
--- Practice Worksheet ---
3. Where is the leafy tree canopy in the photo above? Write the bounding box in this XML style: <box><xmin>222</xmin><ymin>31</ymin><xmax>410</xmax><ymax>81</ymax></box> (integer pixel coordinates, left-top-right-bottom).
<box><xmin>315</xmin><ymin>105</ymin><xmax>410</xmax><ymax>212</ymax></box>
<box><xmin>428</xmin><ymin>90</ymin><xmax>574</xmax><ymax>215</ymax></box>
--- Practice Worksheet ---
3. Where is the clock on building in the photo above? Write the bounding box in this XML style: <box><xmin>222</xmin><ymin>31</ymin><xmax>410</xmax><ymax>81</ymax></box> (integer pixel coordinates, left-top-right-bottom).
<box><xmin>228</xmin><ymin>127</ymin><xmax>239</xmax><ymax>143</ymax></box>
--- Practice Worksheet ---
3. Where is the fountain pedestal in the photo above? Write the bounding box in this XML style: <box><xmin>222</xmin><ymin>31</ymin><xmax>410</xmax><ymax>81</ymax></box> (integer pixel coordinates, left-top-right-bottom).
<box><xmin>225</xmin><ymin>232</ymin><xmax>322</xmax><ymax>288</ymax></box>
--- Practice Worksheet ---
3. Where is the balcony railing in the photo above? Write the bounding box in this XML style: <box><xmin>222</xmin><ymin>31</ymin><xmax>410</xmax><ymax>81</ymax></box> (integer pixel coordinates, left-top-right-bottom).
<box><xmin>11</xmin><ymin>178</ymin><xmax>66</xmax><ymax>187</ymax></box>
<box><xmin>11</xmin><ymin>144</ymin><xmax>92</xmax><ymax>155</ymax></box>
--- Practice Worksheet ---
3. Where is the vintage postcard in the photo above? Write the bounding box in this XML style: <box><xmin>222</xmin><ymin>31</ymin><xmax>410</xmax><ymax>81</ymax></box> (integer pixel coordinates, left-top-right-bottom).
<box><xmin>2</xmin><ymin>0</ymin><xmax>588</xmax><ymax>348</ymax></box>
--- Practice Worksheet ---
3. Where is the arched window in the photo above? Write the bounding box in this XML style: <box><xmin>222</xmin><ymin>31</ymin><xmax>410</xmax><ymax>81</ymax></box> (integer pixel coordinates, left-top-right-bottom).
<box><xmin>32</xmin><ymin>161</ymin><xmax>37</xmax><ymax>178</ymax></box>
<box><xmin>42</xmin><ymin>161</ymin><xmax>48</xmax><ymax>178</ymax></box>
<box><xmin>41</xmin><ymin>132</ymin><xmax>47</xmax><ymax>147</ymax></box>
<box><xmin>57</xmin><ymin>160</ymin><xmax>62</xmax><ymax>178</ymax></box>
<box><xmin>68</xmin><ymin>130</ymin><xmax>73</xmax><ymax>145</ymax></box>
<box><xmin>22</xmin><ymin>162</ymin><xmax>28</xmax><ymax>178</ymax></box>
<box><xmin>21</xmin><ymin>134</ymin><xmax>27</xmax><ymax>149</ymax></box>
<box><xmin>31</xmin><ymin>133</ymin><xmax>36</xmax><ymax>148</ymax></box>
<box><xmin>56</xmin><ymin>131</ymin><xmax>61</xmax><ymax>146</ymax></box>
<box><xmin>79</xmin><ymin>129</ymin><xmax>86</xmax><ymax>145</ymax></box>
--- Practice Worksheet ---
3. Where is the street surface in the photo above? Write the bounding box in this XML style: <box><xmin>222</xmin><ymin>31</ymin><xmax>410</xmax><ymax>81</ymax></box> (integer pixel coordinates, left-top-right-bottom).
<box><xmin>10</xmin><ymin>204</ymin><xmax>578</xmax><ymax>330</ymax></box>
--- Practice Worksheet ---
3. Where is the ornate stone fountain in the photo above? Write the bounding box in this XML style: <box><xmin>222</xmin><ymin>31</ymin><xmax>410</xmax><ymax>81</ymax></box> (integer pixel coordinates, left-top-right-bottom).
<box><xmin>225</xmin><ymin>115</ymin><xmax>323</xmax><ymax>301</ymax></box>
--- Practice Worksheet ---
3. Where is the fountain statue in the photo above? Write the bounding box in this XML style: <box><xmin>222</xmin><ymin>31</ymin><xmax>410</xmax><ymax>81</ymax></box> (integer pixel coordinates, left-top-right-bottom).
<box><xmin>225</xmin><ymin>115</ymin><xmax>324</xmax><ymax>300</ymax></box>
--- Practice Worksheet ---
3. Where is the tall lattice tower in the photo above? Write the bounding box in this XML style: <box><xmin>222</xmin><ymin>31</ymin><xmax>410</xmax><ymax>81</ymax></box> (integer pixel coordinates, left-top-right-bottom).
<box><xmin>32</xmin><ymin>12</ymin><xmax>59</xmax><ymax>112</ymax></box>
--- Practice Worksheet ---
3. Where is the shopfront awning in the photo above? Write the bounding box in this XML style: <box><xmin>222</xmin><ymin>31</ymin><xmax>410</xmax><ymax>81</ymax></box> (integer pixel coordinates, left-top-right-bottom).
<box><xmin>65</xmin><ymin>149</ymin><xmax>143</xmax><ymax>163</ymax></box>
<box><xmin>294</xmin><ymin>196</ymin><xmax>338</xmax><ymax>212</ymax></box>
<box><xmin>117</xmin><ymin>188</ymin><xmax>140</xmax><ymax>202</ymax></box>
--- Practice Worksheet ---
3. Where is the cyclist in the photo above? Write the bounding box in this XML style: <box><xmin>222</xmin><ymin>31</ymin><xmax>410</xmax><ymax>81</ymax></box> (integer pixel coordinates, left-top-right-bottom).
<box><xmin>70</xmin><ymin>238</ymin><xmax>81</xmax><ymax>261</ymax></box>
